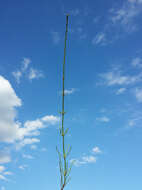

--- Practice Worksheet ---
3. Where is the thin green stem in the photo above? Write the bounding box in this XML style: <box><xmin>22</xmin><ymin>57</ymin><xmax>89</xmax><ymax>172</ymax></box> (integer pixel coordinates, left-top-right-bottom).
<box><xmin>59</xmin><ymin>15</ymin><xmax>69</xmax><ymax>190</ymax></box>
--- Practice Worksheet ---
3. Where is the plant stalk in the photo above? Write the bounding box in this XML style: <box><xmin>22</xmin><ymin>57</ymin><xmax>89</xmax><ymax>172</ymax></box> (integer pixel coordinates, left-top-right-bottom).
<box><xmin>59</xmin><ymin>15</ymin><xmax>70</xmax><ymax>190</ymax></box>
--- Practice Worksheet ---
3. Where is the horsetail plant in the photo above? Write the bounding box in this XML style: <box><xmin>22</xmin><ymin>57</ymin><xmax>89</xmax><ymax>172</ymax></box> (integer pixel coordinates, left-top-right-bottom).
<box><xmin>56</xmin><ymin>15</ymin><xmax>73</xmax><ymax>190</ymax></box>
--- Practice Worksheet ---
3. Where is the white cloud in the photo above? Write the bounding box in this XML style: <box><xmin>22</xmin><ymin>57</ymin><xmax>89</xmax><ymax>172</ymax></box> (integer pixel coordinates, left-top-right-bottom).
<box><xmin>135</xmin><ymin>88</ymin><xmax>142</xmax><ymax>102</ymax></box>
<box><xmin>64</xmin><ymin>88</ymin><xmax>76</xmax><ymax>95</ymax></box>
<box><xmin>16</xmin><ymin>138</ymin><xmax>40</xmax><ymax>150</ymax></box>
<box><xmin>0</xmin><ymin>76</ymin><xmax>22</xmax><ymax>143</ymax></box>
<box><xmin>0</xmin><ymin>151</ymin><xmax>11</xmax><ymax>164</ymax></box>
<box><xmin>23</xmin><ymin>119</ymin><xmax>43</xmax><ymax>133</ymax></box>
<box><xmin>116</xmin><ymin>88</ymin><xmax>126</xmax><ymax>95</ymax></box>
<box><xmin>4</xmin><ymin>171</ymin><xmax>13</xmax><ymax>176</ymax></box>
<box><xmin>12</xmin><ymin>58</ymin><xmax>43</xmax><ymax>83</ymax></box>
<box><xmin>92</xmin><ymin>147</ymin><xmax>102</xmax><ymax>154</ymax></box>
<box><xmin>0</xmin><ymin>165</ymin><xmax>12</xmax><ymax>182</ymax></box>
<box><xmin>12</xmin><ymin>58</ymin><xmax>31</xmax><ymax>83</ymax></box>
<box><xmin>70</xmin><ymin>146</ymin><xmax>101</xmax><ymax>167</ymax></box>
<box><xmin>41</xmin><ymin>115</ymin><xmax>60</xmax><ymax>125</ymax></box>
<box><xmin>96</xmin><ymin>116</ymin><xmax>110</xmax><ymax>122</ymax></box>
<box><xmin>92</xmin><ymin>33</ymin><xmax>106</xmax><ymax>45</ymax></box>
<box><xmin>0</xmin><ymin>166</ymin><xmax>5</xmax><ymax>173</ymax></box>
<box><xmin>70</xmin><ymin>159</ymin><xmax>84</xmax><ymax>167</ymax></box>
<box><xmin>12</xmin><ymin>71</ymin><xmax>22</xmax><ymax>83</ymax></box>
<box><xmin>41</xmin><ymin>147</ymin><xmax>47</xmax><ymax>152</ymax></box>
<box><xmin>22</xmin><ymin>58</ymin><xmax>31</xmax><ymax>71</ymax></box>
<box><xmin>51</xmin><ymin>32</ymin><xmax>60</xmax><ymax>44</ymax></box>
<box><xmin>0</xmin><ymin>74</ymin><xmax>60</xmax><ymax>159</ymax></box>
<box><xmin>71</xmin><ymin>155</ymin><xmax>97</xmax><ymax>167</ymax></box>
<box><xmin>0</xmin><ymin>165</ymin><xmax>13</xmax><ymax>175</ymax></box>
<box><xmin>28</xmin><ymin>68</ymin><xmax>43</xmax><ymax>80</ymax></box>
<box><xmin>129</xmin><ymin>117</ymin><xmax>139</xmax><ymax>127</ymax></box>
<box><xmin>100</xmin><ymin>70</ymin><xmax>142</xmax><ymax>86</ymax></box>
<box><xmin>16</xmin><ymin>115</ymin><xmax>59</xmax><ymax>149</ymax></box>
<box><xmin>19</xmin><ymin>165</ymin><xmax>28</xmax><ymax>170</ymax></box>
<box><xmin>91</xmin><ymin>0</ymin><xmax>142</xmax><ymax>47</ymax></box>
<box><xmin>0</xmin><ymin>175</ymin><xmax>7</xmax><ymax>181</ymax></box>
<box><xmin>131</xmin><ymin>57</ymin><xmax>142</xmax><ymax>68</ymax></box>
<box><xmin>0</xmin><ymin>76</ymin><xmax>60</xmax><ymax>145</ymax></box>
<box><xmin>82</xmin><ymin>156</ymin><xmax>97</xmax><ymax>163</ymax></box>
<box><xmin>22</xmin><ymin>154</ymin><xmax>34</xmax><ymax>159</ymax></box>
<box><xmin>109</xmin><ymin>0</ymin><xmax>142</xmax><ymax>32</ymax></box>
<box><xmin>30</xmin><ymin>145</ymin><xmax>37</xmax><ymax>150</ymax></box>
<box><xmin>17</xmin><ymin>115</ymin><xmax>59</xmax><ymax>142</ymax></box>
<box><xmin>128</xmin><ymin>113</ymin><xmax>142</xmax><ymax>127</ymax></box>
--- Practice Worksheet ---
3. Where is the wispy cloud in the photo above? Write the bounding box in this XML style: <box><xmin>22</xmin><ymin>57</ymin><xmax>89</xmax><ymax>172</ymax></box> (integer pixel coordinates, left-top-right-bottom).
<box><xmin>0</xmin><ymin>166</ymin><xmax>5</xmax><ymax>173</ymax></box>
<box><xmin>41</xmin><ymin>147</ymin><xmax>47</xmax><ymax>152</ymax></box>
<box><xmin>109</xmin><ymin>0</ymin><xmax>142</xmax><ymax>33</ymax></box>
<box><xmin>22</xmin><ymin>58</ymin><xmax>31</xmax><ymax>72</ymax></box>
<box><xmin>22</xmin><ymin>154</ymin><xmax>34</xmax><ymax>159</ymax></box>
<box><xmin>100</xmin><ymin>70</ymin><xmax>142</xmax><ymax>86</ymax></box>
<box><xmin>81</xmin><ymin>156</ymin><xmax>97</xmax><ymax>163</ymax></box>
<box><xmin>12</xmin><ymin>58</ymin><xmax>31</xmax><ymax>83</ymax></box>
<box><xmin>64</xmin><ymin>88</ymin><xmax>76</xmax><ymax>95</ymax></box>
<box><xmin>92</xmin><ymin>146</ymin><xmax>102</xmax><ymax>154</ymax></box>
<box><xmin>134</xmin><ymin>88</ymin><xmax>142</xmax><ymax>102</ymax></box>
<box><xmin>70</xmin><ymin>9</ymin><xmax>80</xmax><ymax>16</ymax></box>
<box><xmin>70</xmin><ymin>155</ymin><xmax>97</xmax><ymax>167</ymax></box>
<box><xmin>30</xmin><ymin>145</ymin><xmax>37</xmax><ymax>150</ymax></box>
<box><xmin>116</xmin><ymin>88</ymin><xmax>126</xmax><ymax>95</ymax></box>
<box><xmin>4</xmin><ymin>171</ymin><xmax>13</xmax><ymax>176</ymax></box>
<box><xmin>0</xmin><ymin>151</ymin><xmax>11</xmax><ymax>164</ymax></box>
<box><xmin>0</xmin><ymin>174</ymin><xmax>7</xmax><ymax>181</ymax></box>
<box><xmin>51</xmin><ymin>32</ymin><xmax>60</xmax><ymax>44</ymax></box>
<box><xmin>70</xmin><ymin>146</ymin><xmax>103</xmax><ymax>167</ymax></box>
<box><xmin>92</xmin><ymin>32</ymin><xmax>106</xmax><ymax>45</ymax></box>
<box><xmin>68</xmin><ymin>24</ymin><xmax>87</xmax><ymax>40</ymax></box>
<box><xmin>90</xmin><ymin>0</ymin><xmax>142</xmax><ymax>46</ymax></box>
<box><xmin>19</xmin><ymin>165</ymin><xmax>28</xmax><ymax>170</ymax></box>
<box><xmin>128</xmin><ymin>109</ymin><xmax>142</xmax><ymax>127</ymax></box>
<box><xmin>12</xmin><ymin>58</ymin><xmax>44</xmax><ymax>83</ymax></box>
<box><xmin>93</xmin><ymin>0</ymin><xmax>142</xmax><ymax>46</ymax></box>
<box><xmin>96</xmin><ymin>116</ymin><xmax>110</xmax><ymax>122</ymax></box>
<box><xmin>12</xmin><ymin>71</ymin><xmax>22</xmax><ymax>84</ymax></box>
<box><xmin>131</xmin><ymin>57</ymin><xmax>142</xmax><ymax>68</ymax></box>
<box><xmin>28</xmin><ymin>68</ymin><xmax>43</xmax><ymax>80</ymax></box>
<box><xmin>0</xmin><ymin>165</ymin><xmax>12</xmax><ymax>181</ymax></box>
<box><xmin>128</xmin><ymin>0</ymin><xmax>142</xmax><ymax>4</ymax></box>
<box><xmin>76</xmin><ymin>27</ymin><xmax>87</xmax><ymax>40</ymax></box>
<box><xmin>16</xmin><ymin>138</ymin><xmax>40</xmax><ymax>150</ymax></box>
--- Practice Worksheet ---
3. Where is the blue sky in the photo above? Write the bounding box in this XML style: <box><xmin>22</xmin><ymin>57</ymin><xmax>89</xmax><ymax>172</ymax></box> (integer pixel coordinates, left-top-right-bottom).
<box><xmin>0</xmin><ymin>0</ymin><xmax>142</xmax><ymax>189</ymax></box>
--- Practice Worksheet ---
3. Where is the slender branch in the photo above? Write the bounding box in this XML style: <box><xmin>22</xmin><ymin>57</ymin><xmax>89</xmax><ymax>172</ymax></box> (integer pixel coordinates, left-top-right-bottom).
<box><xmin>61</xmin><ymin>15</ymin><xmax>69</xmax><ymax>188</ymax></box>
<box><xmin>57</xmin><ymin>15</ymin><xmax>72</xmax><ymax>190</ymax></box>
